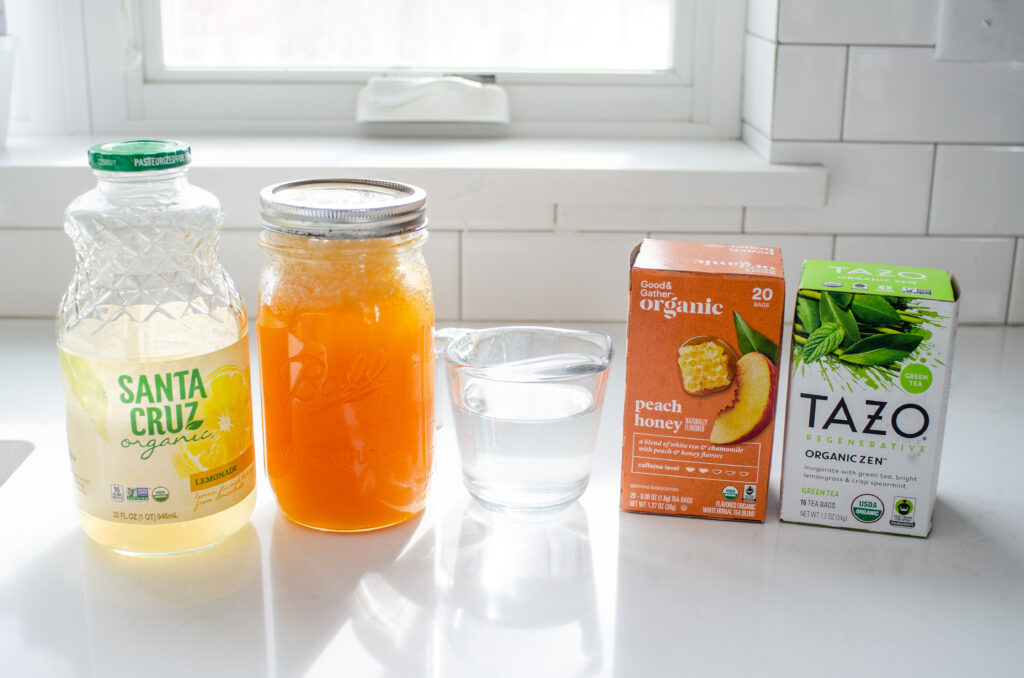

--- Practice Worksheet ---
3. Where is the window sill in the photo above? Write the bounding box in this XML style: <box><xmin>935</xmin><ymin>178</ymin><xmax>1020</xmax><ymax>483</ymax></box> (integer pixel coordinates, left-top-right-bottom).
<box><xmin>0</xmin><ymin>135</ymin><xmax>826</xmax><ymax>228</ymax></box>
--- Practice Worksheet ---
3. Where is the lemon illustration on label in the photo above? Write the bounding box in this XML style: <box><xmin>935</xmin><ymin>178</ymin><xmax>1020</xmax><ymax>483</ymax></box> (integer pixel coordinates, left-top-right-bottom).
<box><xmin>173</xmin><ymin>365</ymin><xmax>253</xmax><ymax>476</ymax></box>
<box><xmin>59</xmin><ymin>350</ymin><xmax>109</xmax><ymax>440</ymax></box>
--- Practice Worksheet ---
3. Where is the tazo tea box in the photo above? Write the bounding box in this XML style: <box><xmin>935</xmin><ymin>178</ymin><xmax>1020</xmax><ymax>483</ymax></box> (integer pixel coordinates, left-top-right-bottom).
<box><xmin>621</xmin><ymin>240</ymin><xmax>785</xmax><ymax>522</ymax></box>
<box><xmin>780</xmin><ymin>260</ymin><xmax>959</xmax><ymax>537</ymax></box>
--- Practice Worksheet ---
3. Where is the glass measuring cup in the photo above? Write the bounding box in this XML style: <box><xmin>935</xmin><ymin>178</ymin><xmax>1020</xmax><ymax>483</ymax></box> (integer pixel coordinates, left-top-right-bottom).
<box><xmin>440</xmin><ymin>327</ymin><xmax>613</xmax><ymax>512</ymax></box>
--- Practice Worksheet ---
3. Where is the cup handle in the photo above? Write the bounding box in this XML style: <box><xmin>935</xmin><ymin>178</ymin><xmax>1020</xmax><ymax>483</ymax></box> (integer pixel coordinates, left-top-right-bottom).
<box><xmin>433</xmin><ymin>327</ymin><xmax>471</xmax><ymax>359</ymax></box>
<box><xmin>432</xmin><ymin>327</ymin><xmax>470</xmax><ymax>431</ymax></box>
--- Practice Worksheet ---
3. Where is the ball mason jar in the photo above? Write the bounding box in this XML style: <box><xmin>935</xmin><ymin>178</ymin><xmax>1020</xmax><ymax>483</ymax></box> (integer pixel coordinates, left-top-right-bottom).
<box><xmin>257</xmin><ymin>179</ymin><xmax>434</xmax><ymax>532</ymax></box>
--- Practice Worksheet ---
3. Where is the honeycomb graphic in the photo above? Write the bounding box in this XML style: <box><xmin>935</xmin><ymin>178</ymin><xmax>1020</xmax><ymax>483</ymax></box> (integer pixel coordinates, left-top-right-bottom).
<box><xmin>678</xmin><ymin>340</ymin><xmax>734</xmax><ymax>395</ymax></box>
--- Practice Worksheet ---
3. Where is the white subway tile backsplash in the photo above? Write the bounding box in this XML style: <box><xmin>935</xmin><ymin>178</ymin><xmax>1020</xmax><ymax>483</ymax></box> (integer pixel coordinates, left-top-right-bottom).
<box><xmin>736</xmin><ymin>4</ymin><xmax>1020</xmax><ymax>325</ymax></box>
<box><xmin>844</xmin><ymin>47</ymin><xmax>1024</xmax><ymax>143</ymax></box>
<box><xmin>0</xmin><ymin>167</ymin><xmax>92</xmax><ymax>227</ymax></box>
<box><xmin>930</xmin><ymin>146</ymin><xmax>1024</xmax><ymax>236</ymax></box>
<box><xmin>1009</xmin><ymin>240</ymin><xmax>1024</xmax><ymax>324</ymax></box>
<box><xmin>772</xmin><ymin>45</ymin><xmax>847</xmax><ymax>141</ymax></box>
<box><xmin>649</xmin><ymin>232</ymin><xmax>833</xmax><ymax>322</ymax></box>
<box><xmin>218</xmin><ymin>230</ymin><xmax>263</xmax><ymax>313</ymax></box>
<box><xmin>834</xmin><ymin>236</ymin><xmax>1014</xmax><ymax>324</ymax></box>
<box><xmin>427</xmin><ymin>202</ymin><xmax>554</xmax><ymax>231</ymax></box>
<box><xmin>461</xmin><ymin>232</ymin><xmax>638</xmax><ymax>322</ymax></box>
<box><xmin>936</xmin><ymin>0</ymin><xmax>1024</xmax><ymax>63</ymax></box>
<box><xmin>557</xmin><ymin>205</ymin><xmax>742</xmax><ymax>232</ymax></box>
<box><xmin>745</xmin><ymin>142</ymin><xmax>934</xmax><ymax>234</ymax></box>
<box><xmin>0</xmin><ymin>229</ymin><xmax>73</xmax><ymax>316</ymax></box>
<box><xmin>746</xmin><ymin>0</ymin><xmax>779</xmax><ymax>41</ymax></box>
<box><xmin>777</xmin><ymin>0</ymin><xmax>938</xmax><ymax>46</ymax></box>
<box><xmin>190</xmin><ymin>168</ymin><xmax>310</xmax><ymax>230</ymax></box>
<box><xmin>423</xmin><ymin>231</ymin><xmax>461</xmax><ymax>320</ymax></box>
<box><xmin>0</xmin><ymin>228</ymin><xmax>458</xmax><ymax>321</ymax></box>
<box><xmin>742</xmin><ymin>34</ymin><xmax>777</xmax><ymax>138</ymax></box>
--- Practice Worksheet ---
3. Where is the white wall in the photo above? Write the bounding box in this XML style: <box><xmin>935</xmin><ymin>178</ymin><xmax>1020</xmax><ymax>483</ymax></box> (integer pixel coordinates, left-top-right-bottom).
<box><xmin>743</xmin><ymin>0</ymin><xmax>1024</xmax><ymax>324</ymax></box>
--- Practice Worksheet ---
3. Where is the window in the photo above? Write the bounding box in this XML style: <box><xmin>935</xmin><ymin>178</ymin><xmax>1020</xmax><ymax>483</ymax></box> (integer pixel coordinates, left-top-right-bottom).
<box><xmin>78</xmin><ymin>0</ymin><xmax>743</xmax><ymax>137</ymax></box>
<box><xmin>156</xmin><ymin>1</ymin><xmax>675</xmax><ymax>72</ymax></box>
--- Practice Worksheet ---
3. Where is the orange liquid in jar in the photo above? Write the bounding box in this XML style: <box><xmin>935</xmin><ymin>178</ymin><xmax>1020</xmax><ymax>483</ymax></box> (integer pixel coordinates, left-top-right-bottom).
<box><xmin>258</xmin><ymin>234</ymin><xmax>434</xmax><ymax>531</ymax></box>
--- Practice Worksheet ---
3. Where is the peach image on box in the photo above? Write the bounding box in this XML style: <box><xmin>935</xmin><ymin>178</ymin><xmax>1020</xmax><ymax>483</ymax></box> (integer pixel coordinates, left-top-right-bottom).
<box><xmin>708</xmin><ymin>352</ymin><xmax>777</xmax><ymax>445</ymax></box>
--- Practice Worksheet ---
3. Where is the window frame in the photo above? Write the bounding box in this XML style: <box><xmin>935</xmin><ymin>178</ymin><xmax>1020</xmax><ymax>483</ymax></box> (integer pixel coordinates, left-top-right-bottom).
<box><xmin>79</xmin><ymin>0</ymin><xmax>744</xmax><ymax>138</ymax></box>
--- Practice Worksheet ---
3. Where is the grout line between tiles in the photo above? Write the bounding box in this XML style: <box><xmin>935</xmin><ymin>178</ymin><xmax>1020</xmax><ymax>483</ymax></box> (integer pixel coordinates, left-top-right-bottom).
<box><xmin>1005</xmin><ymin>238</ymin><xmax>1020</xmax><ymax>324</ymax></box>
<box><xmin>924</xmin><ymin>144</ymin><xmax>939</xmax><ymax>234</ymax></box>
<box><xmin>457</xmin><ymin>230</ymin><xmax>464</xmax><ymax>321</ymax></box>
<box><xmin>839</xmin><ymin>46</ymin><xmax>850</xmax><ymax>141</ymax></box>
<box><xmin>770</xmin><ymin>140</ymin><xmax>1024</xmax><ymax>147</ymax></box>
<box><xmin>770</xmin><ymin>32</ymin><xmax>780</xmax><ymax>140</ymax></box>
<box><xmin>778</xmin><ymin>41</ymin><xmax>936</xmax><ymax>48</ymax></box>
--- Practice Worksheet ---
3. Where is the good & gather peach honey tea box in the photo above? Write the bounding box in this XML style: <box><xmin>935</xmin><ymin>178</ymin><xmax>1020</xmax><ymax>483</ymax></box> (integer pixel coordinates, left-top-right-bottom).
<box><xmin>621</xmin><ymin>240</ymin><xmax>784</xmax><ymax>522</ymax></box>
<box><xmin>780</xmin><ymin>260</ymin><xmax>959</xmax><ymax>537</ymax></box>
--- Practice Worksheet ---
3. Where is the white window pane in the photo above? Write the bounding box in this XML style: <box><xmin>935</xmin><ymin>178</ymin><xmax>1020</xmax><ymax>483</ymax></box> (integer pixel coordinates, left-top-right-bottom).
<box><xmin>160</xmin><ymin>0</ymin><xmax>674</xmax><ymax>72</ymax></box>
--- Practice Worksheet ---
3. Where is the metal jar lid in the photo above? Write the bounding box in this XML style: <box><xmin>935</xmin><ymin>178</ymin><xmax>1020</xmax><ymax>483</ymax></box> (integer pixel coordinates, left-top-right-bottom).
<box><xmin>258</xmin><ymin>178</ymin><xmax>427</xmax><ymax>239</ymax></box>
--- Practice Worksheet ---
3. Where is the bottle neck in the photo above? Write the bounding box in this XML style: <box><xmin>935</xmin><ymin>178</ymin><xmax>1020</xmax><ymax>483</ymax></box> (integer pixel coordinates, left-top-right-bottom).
<box><xmin>93</xmin><ymin>166</ymin><xmax>191</xmax><ymax>196</ymax></box>
<box><xmin>73</xmin><ymin>164</ymin><xmax>218</xmax><ymax>276</ymax></box>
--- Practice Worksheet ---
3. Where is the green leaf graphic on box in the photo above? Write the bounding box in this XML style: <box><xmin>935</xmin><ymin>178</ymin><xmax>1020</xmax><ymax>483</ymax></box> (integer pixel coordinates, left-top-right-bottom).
<box><xmin>802</xmin><ymin>323</ymin><xmax>845</xmax><ymax>363</ymax></box>
<box><xmin>733</xmin><ymin>311</ymin><xmax>779</xmax><ymax>365</ymax></box>
<box><xmin>851</xmin><ymin>295</ymin><xmax>902</xmax><ymax>326</ymax></box>
<box><xmin>796</xmin><ymin>296</ymin><xmax>820</xmax><ymax>333</ymax></box>
<box><xmin>58</xmin><ymin>352</ymin><xmax>108</xmax><ymax>440</ymax></box>
<box><xmin>186</xmin><ymin>419</ymin><xmax>204</xmax><ymax>431</ymax></box>
<box><xmin>837</xmin><ymin>333</ymin><xmax>925</xmax><ymax>366</ymax></box>
<box><xmin>830</xmin><ymin>292</ymin><xmax>853</xmax><ymax>309</ymax></box>
<box><xmin>820</xmin><ymin>292</ymin><xmax>860</xmax><ymax>349</ymax></box>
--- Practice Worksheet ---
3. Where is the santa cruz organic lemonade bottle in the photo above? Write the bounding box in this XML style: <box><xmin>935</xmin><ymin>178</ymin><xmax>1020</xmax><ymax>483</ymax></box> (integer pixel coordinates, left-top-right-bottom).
<box><xmin>57</xmin><ymin>140</ymin><xmax>255</xmax><ymax>556</ymax></box>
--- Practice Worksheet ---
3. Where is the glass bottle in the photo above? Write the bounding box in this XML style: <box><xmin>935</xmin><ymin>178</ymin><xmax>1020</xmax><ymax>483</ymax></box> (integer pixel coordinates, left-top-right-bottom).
<box><xmin>257</xmin><ymin>178</ymin><xmax>434</xmax><ymax>532</ymax></box>
<box><xmin>57</xmin><ymin>140</ymin><xmax>256</xmax><ymax>556</ymax></box>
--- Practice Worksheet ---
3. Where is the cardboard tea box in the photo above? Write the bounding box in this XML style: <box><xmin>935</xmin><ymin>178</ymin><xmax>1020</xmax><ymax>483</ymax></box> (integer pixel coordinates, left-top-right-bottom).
<box><xmin>780</xmin><ymin>260</ymin><xmax>959</xmax><ymax>537</ymax></box>
<box><xmin>621</xmin><ymin>240</ymin><xmax>785</xmax><ymax>522</ymax></box>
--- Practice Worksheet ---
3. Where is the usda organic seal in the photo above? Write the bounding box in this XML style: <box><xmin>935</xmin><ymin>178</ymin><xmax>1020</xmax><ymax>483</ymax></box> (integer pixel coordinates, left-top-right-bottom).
<box><xmin>851</xmin><ymin>494</ymin><xmax>884</xmax><ymax>523</ymax></box>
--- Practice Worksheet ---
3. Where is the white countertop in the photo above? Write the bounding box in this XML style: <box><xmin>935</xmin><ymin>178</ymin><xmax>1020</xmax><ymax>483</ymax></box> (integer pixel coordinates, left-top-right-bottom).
<box><xmin>1</xmin><ymin>319</ymin><xmax>1022</xmax><ymax>677</ymax></box>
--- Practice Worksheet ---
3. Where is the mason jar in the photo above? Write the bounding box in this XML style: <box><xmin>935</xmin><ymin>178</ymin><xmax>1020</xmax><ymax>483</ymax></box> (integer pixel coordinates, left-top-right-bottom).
<box><xmin>257</xmin><ymin>179</ymin><xmax>434</xmax><ymax>532</ymax></box>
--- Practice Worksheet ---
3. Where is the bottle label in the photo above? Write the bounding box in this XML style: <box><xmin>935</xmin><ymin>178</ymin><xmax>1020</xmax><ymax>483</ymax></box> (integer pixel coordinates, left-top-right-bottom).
<box><xmin>59</xmin><ymin>338</ymin><xmax>256</xmax><ymax>524</ymax></box>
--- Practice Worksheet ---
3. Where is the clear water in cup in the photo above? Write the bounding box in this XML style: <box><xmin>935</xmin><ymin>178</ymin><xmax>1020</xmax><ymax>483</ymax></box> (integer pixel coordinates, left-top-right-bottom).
<box><xmin>446</xmin><ymin>344</ymin><xmax>610</xmax><ymax>512</ymax></box>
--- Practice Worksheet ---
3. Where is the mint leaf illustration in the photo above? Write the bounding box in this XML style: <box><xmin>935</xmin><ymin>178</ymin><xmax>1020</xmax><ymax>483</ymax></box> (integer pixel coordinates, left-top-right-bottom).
<box><xmin>802</xmin><ymin>322</ymin><xmax>844</xmax><ymax>362</ymax></box>
<box><xmin>820</xmin><ymin>292</ymin><xmax>860</xmax><ymax>349</ymax></box>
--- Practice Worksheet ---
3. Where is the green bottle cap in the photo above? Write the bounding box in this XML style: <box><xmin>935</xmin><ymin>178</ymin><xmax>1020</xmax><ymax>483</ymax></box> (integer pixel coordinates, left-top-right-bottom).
<box><xmin>87</xmin><ymin>139</ymin><xmax>192</xmax><ymax>172</ymax></box>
